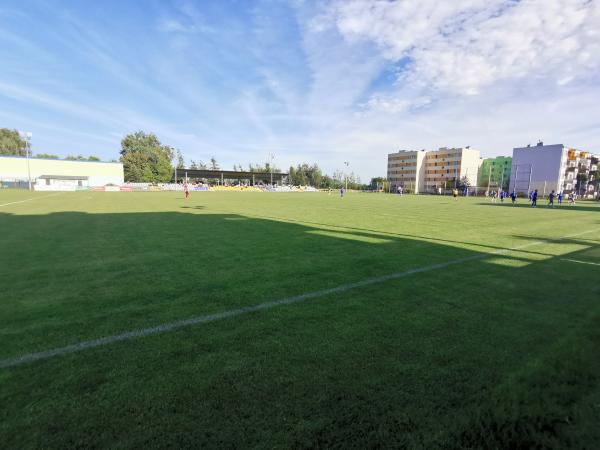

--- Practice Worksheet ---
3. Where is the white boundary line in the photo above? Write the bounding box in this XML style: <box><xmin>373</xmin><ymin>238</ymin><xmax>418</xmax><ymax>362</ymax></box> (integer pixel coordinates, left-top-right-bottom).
<box><xmin>0</xmin><ymin>193</ymin><xmax>62</xmax><ymax>208</ymax></box>
<box><xmin>562</xmin><ymin>258</ymin><xmax>600</xmax><ymax>267</ymax></box>
<box><xmin>1</xmin><ymin>228</ymin><xmax>598</xmax><ymax>369</ymax></box>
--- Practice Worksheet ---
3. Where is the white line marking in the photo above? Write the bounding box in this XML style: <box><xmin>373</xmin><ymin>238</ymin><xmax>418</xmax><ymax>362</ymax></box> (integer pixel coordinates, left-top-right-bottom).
<box><xmin>562</xmin><ymin>258</ymin><xmax>600</xmax><ymax>267</ymax></box>
<box><xmin>1</xmin><ymin>228</ymin><xmax>598</xmax><ymax>369</ymax></box>
<box><xmin>0</xmin><ymin>193</ymin><xmax>62</xmax><ymax>207</ymax></box>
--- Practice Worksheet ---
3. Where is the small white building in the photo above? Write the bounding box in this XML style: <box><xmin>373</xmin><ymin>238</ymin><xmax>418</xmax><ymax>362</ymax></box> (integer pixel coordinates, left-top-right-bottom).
<box><xmin>0</xmin><ymin>156</ymin><xmax>124</xmax><ymax>190</ymax></box>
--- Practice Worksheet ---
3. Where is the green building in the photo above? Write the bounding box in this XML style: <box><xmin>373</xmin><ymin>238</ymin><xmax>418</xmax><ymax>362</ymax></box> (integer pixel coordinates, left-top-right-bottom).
<box><xmin>478</xmin><ymin>156</ymin><xmax>512</xmax><ymax>190</ymax></box>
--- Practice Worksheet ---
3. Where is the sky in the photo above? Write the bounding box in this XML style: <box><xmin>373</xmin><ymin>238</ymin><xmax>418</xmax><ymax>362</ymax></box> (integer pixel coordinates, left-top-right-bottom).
<box><xmin>1</xmin><ymin>0</ymin><xmax>599</xmax><ymax>181</ymax></box>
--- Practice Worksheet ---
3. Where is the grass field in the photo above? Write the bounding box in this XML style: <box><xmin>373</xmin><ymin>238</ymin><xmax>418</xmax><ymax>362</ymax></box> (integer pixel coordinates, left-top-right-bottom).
<box><xmin>1</xmin><ymin>190</ymin><xmax>599</xmax><ymax>449</ymax></box>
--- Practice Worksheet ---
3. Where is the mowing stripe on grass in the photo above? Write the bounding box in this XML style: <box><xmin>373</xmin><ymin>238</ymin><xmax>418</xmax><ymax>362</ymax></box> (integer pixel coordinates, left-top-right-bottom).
<box><xmin>1</xmin><ymin>228</ymin><xmax>598</xmax><ymax>369</ymax></box>
<box><xmin>0</xmin><ymin>193</ymin><xmax>62</xmax><ymax>208</ymax></box>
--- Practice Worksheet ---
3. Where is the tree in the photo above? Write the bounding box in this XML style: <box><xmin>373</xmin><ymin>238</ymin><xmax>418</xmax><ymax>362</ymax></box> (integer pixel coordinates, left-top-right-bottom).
<box><xmin>0</xmin><ymin>128</ymin><xmax>27</xmax><ymax>156</ymax></box>
<box><xmin>36</xmin><ymin>153</ymin><xmax>59</xmax><ymax>159</ymax></box>
<box><xmin>576</xmin><ymin>172</ymin><xmax>589</xmax><ymax>195</ymax></box>
<box><xmin>120</xmin><ymin>131</ymin><xmax>173</xmax><ymax>182</ymax></box>
<box><xmin>458</xmin><ymin>176</ymin><xmax>471</xmax><ymax>189</ymax></box>
<box><xmin>176</xmin><ymin>150</ymin><xmax>185</xmax><ymax>169</ymax></box>
<box><xmin>64</xmin><ymin>154</ymin><xmax>99</xmax><ymax>161</ymax></box>
<box><xmin>210</xmin><ymin>157</ymin><xmax>220</xmax><ymax>170</ymax></box>
<box><xmin>370</xmin><ymin>177</ymin><xmax>386</xmax><ymax>190</ymax></box>
<box><xmin>190</xmin><ymin>160</ymin><xmax>198</xmax><ymax>170</ymax></box>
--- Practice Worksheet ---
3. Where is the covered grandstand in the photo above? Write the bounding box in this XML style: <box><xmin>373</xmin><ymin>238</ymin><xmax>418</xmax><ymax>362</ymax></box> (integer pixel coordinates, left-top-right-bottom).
<box><xmin>173</xmin><ymin>168</ymin><xmax>288</xmax><ymax>185</ymax></box>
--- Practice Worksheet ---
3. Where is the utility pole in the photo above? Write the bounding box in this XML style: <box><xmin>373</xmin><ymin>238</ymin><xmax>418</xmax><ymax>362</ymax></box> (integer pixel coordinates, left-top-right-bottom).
<box><xmin>269</xmin><ymin>153</ymin><xmax>274</xmax><ymax>186</ymax></box>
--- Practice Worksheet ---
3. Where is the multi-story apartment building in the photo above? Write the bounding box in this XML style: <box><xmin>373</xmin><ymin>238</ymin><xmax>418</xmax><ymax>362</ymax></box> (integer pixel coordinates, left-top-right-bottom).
<box><xmin>423</xmin><ymin>147</ymin><xmax>481</xmax><ymax>192</ymax></box>
<box><xmin>478</xmin><ymin>156</ymin><xmax>512</xmax><ymax>191</ymax></box>
<box><xmin>563</xmin><ymin>149</ymin><xmax>598</xmax><ymax>195</ymax></box>
<box><xmin>387</xmin><ymin>147</ymin><xmax>480</xmax><ymax>193</ymax></box>
<box><xmin>511</xmin><ymin>142</ymin><xmax>598</xmax><ymax>196</ymax></box>
<box><xmin>387</xmin><ymin>150</ymin><xmax>426</xmax><ymax>193</ymax></box>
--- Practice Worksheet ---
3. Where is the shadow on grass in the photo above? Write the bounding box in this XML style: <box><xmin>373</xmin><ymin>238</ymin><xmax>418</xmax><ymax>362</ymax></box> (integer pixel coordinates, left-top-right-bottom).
<box><xmin>477</xmin><ymin>201</ymin><xmax>600</xmax><ymax>213</ymax></box>
<box><xmin>0</xmin><ymin>210</ymin><xmax>599</xmax><ymax>449</ymax></box>
<box><xmin>209</xmin><ymin>210</ymin><xmax>556</xmax><ymax>256</ymax></box>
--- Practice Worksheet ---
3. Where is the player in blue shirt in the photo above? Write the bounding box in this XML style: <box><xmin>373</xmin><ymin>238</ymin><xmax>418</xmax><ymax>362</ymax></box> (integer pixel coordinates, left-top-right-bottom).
<box><xmin>531</xmin><ymin>189</ymin><xmax>538</xmax><ymax>207</ymax></box>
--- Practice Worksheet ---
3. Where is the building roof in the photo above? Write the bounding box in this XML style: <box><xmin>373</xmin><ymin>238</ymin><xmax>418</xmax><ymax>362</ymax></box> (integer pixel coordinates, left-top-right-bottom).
<box><xmin>38</xmin><ymin>175</ymin><xmax>89</xmax><ymax>180</ymax></box>
<box><xmin>172</xmin><ymin>168</ymin><xmax>288</xmax><ymax>181</ymax></box>
<box><xmin>0</xmin><ymin>155</ymin><xmax>121</xmax><ymax>164</ymax></box>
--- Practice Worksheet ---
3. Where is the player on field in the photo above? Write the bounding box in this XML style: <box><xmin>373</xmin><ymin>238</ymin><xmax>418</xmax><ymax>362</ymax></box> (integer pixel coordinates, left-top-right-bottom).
<box><xmin>548</xmin><ymin>190</ymin><xmax>555</xmax><ymax>208</ymax></box>
<box><xmin>510</xmin><ymin>190</ymin><xmax>517</xmax><ymax>205</ymax></box>
<box><xmin>531</xmin><ymin>189</ymin><xmax>538</xmax><ymax>207</ymax></box>
<box><xmin>184</xmin><ymin>182</ymin><xmax>190</xmax><ymax>199</ymax></box>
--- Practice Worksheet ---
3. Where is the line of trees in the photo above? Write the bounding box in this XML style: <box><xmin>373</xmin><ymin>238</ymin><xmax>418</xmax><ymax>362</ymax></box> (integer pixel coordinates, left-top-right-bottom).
<box><xmin>65</xmin><ymin>155</ymin><xmax>101</xmax><ymax>161</ymax></box>
<box><xmin>288</xmin><ymin>163</ymin><xmax>364</xmax><ymax>189</ymax></box>
<box><xmin>2</xmin><ymin>126</ymin><xmax>367</xmax><ymax>188</ymax></box>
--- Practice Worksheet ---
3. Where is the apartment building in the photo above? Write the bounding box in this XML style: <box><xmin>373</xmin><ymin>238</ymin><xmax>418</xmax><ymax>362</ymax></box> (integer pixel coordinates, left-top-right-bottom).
<box><xmin>511</xmin><ymin>142</ymin><xmax>598</xmax><ymax>196</ymax></box>
<box><xmin>478</xmin><ymin>156</ymin><xmax>512</xmax><ymax>190</ymax></box>
<box><xmin>387</xmin><ymin>150</ymin><xmax>426</xmax><ymax>193</ymax></box>
<box><xmin>387</xmin><ymin>147</ymin><xmax>480</xmax><ymax>193</ymax></box>
<box><xmin>423</xmin><ymin>147</ymin><xmax>481</xmax><ymax>192</ymax></box>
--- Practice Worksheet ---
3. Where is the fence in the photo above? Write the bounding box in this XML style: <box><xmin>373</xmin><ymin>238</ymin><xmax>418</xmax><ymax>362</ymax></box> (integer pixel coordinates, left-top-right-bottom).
<box><xmin>0</xmin><ymin>178</ymin><xmax>29</xmax><ymax>189</ymax></box>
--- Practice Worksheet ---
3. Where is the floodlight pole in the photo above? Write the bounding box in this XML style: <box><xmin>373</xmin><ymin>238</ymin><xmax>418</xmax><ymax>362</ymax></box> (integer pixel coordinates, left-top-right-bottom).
<box><xmin>20</xmin><ymin>131</ymin><xmax>33</xmax><ymax>190</ymax></box>
<box><xmin>269</xmin><ymin>153</ymin><xmax>274</xmax><ymax>186</ymax></box>
<box><xmin>344</xmin><ymin>161</ymin><xmax>349</xmax><ymax>190</ymax></box>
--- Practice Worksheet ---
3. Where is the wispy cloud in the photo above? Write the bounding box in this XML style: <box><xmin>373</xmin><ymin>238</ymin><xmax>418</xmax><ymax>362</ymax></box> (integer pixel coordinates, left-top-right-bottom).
<box><xmin>0</xmin><ymin>0</ymin><xmax>599</xmax><ymax>180</ymax></box>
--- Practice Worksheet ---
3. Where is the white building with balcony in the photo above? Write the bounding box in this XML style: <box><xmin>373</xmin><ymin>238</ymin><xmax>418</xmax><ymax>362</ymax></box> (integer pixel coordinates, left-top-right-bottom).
<box><xmin>511</xmin><ymin>142</ymin><xmax>597</xmax><ymax>196</ymax></box>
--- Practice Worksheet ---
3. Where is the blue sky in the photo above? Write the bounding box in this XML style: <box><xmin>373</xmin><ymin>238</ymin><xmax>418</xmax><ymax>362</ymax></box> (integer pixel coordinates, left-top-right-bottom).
<box><xmin>1</xmin><ymin>0</ymin><xmax>599</xmax><ymax>181</ymax></box>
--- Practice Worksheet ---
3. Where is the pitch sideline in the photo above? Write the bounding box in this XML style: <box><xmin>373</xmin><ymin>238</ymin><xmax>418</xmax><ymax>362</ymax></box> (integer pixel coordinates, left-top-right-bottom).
<box><xmin>1</xmin><ymin>228</ymin><xmax>598</xmax><ymax>369</ymax></box>
<box><xmin>0</xmin><ymin>193</ymin><xmax>62</xmax><ymax>208</ymax></box>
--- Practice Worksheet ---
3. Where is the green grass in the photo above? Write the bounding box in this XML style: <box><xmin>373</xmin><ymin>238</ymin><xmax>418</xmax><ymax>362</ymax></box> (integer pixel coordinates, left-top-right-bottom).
<box><xmin>1</xmin><ymin>190</ymin><xmax>599</xmax><ymax>449</ymax></box>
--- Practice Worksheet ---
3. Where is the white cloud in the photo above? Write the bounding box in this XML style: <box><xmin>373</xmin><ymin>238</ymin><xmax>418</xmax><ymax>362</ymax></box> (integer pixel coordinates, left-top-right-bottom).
<box><xmin>324</xmin><ymin>0</ymin><xmax>600</xmax><ymax>103</ymax></box>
